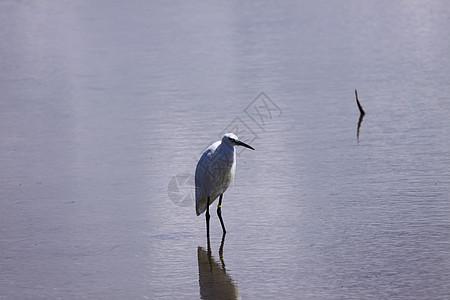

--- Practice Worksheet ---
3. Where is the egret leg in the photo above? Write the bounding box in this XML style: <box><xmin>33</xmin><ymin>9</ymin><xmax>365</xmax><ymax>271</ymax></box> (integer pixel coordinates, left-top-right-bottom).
<box><xmin>217</xmin><ymin>194</ymin><xmax>226</xmax><ymax>234</ymax></box>
<box><xmin>206</xmin><ymin>196</ymin><xmax>210</xmax><ymax>239</ymax></box>
<box><xmin>219</xmin><ymin>232</ymin><xmax>226</xmax><ymax>269</ymax></box>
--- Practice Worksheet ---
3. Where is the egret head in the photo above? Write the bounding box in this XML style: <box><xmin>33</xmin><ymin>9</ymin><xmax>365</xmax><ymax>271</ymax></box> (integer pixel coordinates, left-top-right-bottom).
<box><xmin>222</xmin><ymin>133</ymin><xmax>255</xmax><ymax>150</ymax></box>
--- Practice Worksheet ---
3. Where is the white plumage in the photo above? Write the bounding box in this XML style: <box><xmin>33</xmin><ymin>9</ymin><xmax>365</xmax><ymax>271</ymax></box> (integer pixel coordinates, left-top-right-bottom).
<box><xmin>195</xmin><ymin>133</ymin><xmax>254</xmax><ymax>236</ymax></box>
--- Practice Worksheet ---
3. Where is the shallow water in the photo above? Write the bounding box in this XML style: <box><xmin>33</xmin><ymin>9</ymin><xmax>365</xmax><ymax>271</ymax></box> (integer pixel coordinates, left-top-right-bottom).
<box><xmin>1</xmin><ymin>1</ymin><xmax>450</xmax><ymax>299</ymax></box>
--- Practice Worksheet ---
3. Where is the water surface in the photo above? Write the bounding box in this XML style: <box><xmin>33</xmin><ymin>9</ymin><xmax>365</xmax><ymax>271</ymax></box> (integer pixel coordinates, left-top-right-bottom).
<box><xmin>1</xmin><ymin>1</ymin><xmax>449</xmax><ymax>299</ymax></box>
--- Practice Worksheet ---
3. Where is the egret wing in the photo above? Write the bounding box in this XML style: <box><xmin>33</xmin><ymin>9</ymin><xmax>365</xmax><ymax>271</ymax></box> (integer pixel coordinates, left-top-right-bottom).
<box><xmin>195</xmin><ymin>143</ymin><xmax>216</xmax><ymax>215</ymax></box>
<box><xmin>195</xmin><ymin>156</ymin><xmax>208</xmax><ymax>216</ymax></box>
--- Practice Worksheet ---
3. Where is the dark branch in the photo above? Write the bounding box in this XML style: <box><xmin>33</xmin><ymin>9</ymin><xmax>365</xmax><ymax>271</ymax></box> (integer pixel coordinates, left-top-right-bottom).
<box><xmin>355</xmin><ymin>89</ymin><xmax>365</xmax><ymax>116</ymax></box>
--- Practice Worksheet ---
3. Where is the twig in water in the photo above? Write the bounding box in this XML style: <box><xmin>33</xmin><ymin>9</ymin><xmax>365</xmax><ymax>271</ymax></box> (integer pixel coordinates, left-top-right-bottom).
<box><xmin>355</xmin><ymin>89</ymin><xmax>365</xmax><ymax>142</ymax></box>
<box><xmin>355</xmin><ymin>89</ymin><xmax>365</xmax><ymax>115</ymax></box>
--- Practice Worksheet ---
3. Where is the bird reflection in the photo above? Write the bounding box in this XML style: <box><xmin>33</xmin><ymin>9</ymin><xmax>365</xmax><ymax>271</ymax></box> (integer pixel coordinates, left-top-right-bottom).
<box><xmin>198</xmin><ymin>234</ymin><xmax>241</xmax><ymax>300</ymax></box>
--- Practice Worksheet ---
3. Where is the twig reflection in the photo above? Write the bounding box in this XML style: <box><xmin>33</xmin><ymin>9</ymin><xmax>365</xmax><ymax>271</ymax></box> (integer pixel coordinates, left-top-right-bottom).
<box><xmin>357</xmin><ymin>113</ymin><xmax>365</xmax><ymax>142</ymax></box>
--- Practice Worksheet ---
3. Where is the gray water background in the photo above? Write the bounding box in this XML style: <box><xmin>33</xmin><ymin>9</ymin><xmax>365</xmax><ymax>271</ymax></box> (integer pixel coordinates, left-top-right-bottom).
<box><xmin>1</xmin><ymin>1</ymin><xmax>449</xmax><ymax>299</ymax></box>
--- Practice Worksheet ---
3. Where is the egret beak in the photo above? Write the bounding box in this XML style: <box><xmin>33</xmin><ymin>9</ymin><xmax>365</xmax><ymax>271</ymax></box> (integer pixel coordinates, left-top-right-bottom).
<box><xmin>236</xmin><ymin>140</ymin><xmax>255</xmax><ymax>150</ymax></box>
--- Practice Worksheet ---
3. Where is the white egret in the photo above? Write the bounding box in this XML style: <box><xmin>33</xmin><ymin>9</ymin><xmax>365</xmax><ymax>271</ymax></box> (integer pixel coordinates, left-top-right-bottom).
<box><xmin>195</xmin><ymin>133</ymin><xmax>255</xmax><ymax>238</ymax></box>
